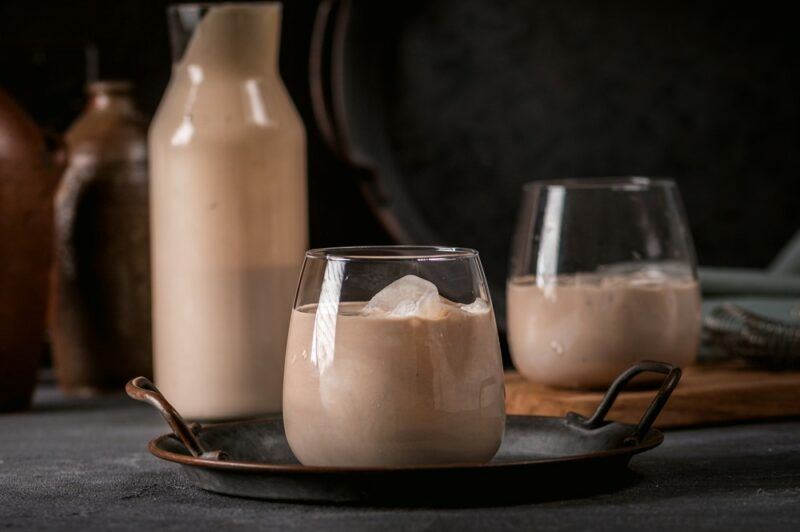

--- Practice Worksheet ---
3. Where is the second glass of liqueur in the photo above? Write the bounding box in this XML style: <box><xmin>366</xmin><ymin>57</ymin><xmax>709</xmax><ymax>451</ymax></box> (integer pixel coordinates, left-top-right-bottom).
<box><xmin>149</xmin><ymin>3</ymin><xmax>307</xmax><ymax>419</ymax></box>
<box><xmin>508</xmin><ymin>178</ymin><xmax>701</xmax><ymax>389</ymax></box>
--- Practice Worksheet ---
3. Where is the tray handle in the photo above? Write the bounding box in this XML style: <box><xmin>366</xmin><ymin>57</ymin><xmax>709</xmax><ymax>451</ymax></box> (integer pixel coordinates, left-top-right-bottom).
<box><xmin>125</xmin><ymin>377</ymin><xmax>226</xmax><ymax>460</ymax></box>
<box><xmin>566</xmin><ymin>361</ymin><xmax>682</xmax><ymax>445</ymax></box>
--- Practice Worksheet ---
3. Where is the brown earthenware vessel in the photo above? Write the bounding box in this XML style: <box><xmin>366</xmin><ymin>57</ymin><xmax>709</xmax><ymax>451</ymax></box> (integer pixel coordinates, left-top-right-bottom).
<box><xmin>0</xmin><ymin>87</ymin><xmax>64</xmax><ymax>411</ymax></box>
<box><xmin>50</xmin><ymin>81</ymin><xmax>152</xmax><ymax>394</ymax></box>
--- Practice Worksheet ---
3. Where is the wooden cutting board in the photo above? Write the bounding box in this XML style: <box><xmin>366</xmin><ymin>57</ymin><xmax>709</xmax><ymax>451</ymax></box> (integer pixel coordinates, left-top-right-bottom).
<box><xmin>505</xmin><ymin>361</ymin><xmax>800</xmax><ymax>427</ymax></box>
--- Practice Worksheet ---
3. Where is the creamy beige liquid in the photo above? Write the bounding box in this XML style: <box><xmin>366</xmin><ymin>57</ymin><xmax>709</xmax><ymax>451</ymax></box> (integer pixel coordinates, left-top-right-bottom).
<box><xmin>149</xmin><ymin>5</ymin><xmax>307</xmax><ymax>419</ymax></box>
<box><xmin>507</xmin><ymin>272</ymin><xmax>701</xmax><ymax>389</ymax></box>
<box><xmin>283</xmin><ymin>301</ymin><xmax>506</xmax><ymax>467</ymax></box>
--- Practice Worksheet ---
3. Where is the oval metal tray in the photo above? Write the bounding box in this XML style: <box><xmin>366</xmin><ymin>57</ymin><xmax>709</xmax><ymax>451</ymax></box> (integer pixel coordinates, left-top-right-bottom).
<box><xmin>128</xmin><ymin>361</ymin><xmax>681</xmax><ymax>505</ymax></box>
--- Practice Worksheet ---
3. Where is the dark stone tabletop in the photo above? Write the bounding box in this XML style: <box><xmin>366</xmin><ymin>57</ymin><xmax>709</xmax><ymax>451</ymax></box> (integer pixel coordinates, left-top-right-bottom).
<box><xmin>2</xmin><ymin>383</ymin><xmax>800</xmax><ymax>531</ymax></box>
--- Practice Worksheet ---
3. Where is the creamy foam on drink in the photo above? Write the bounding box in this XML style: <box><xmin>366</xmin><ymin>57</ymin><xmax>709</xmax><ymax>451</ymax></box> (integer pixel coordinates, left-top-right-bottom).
<box><xmin>283</xmin><ymin>275</ymin><xmax>506</xmax><ymax>467</ymax></box>
<box><xmin>507</xmin><ymin>268</ymin><xmax>701</xmax><ymax>389</ymax></box>
<box><xmin>149</xmin><ymin>5</ymin><xmax>307</xmax><ymax>419</ymax></box>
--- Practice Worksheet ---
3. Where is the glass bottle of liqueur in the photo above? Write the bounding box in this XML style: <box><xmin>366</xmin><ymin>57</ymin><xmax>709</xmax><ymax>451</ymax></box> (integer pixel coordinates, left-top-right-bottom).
<box><xmin>149</xmin><ymin>3</ymin><xmax>308</xmax><ymax>419</ymax></box>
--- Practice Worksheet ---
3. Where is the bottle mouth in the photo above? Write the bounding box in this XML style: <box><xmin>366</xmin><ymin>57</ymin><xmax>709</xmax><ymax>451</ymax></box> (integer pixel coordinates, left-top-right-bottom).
<box><xmin>167</xmin><ymin>2</ymin><xmax>282</xmax><ymax>16</ymax></box>
<box><xmin>167</xmin><ymin>2</ymin><xmax>283</xmax><ymax>65</ymax></box>
<box><xmin>305</xmin><ymin>246</ymin><xmax>479</xmax><ymax>262</ymax></box>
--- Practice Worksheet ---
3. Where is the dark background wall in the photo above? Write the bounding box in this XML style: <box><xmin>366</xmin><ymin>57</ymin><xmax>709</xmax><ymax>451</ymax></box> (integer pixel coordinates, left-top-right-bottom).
<box><xmin>1</xmin><ymin>0</ymin><xmax>798</xmax><ymax>269</ymax></box>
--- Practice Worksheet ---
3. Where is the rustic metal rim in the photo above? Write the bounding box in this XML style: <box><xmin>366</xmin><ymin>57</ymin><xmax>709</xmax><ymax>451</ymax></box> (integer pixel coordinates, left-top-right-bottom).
<box><xmin>146</xmin><ymin>416</ymin><xmax>664</xmax><ymax>474</ymax></box>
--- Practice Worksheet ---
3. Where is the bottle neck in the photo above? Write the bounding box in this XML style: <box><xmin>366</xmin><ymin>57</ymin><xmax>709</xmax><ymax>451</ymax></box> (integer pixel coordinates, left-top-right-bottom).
<box><xmin>87</xmin><ymin>81</ymin><xmax>137</xmax><ymax>114</ymax></box>
<box><xmin>169</xmin><ymin>4</ymin><xmax>281</xmax><ymax>75</ymax></box>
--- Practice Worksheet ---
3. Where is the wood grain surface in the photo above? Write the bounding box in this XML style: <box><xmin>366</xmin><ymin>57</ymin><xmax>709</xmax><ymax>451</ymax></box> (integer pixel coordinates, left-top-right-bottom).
<box><xmin>505</xmin><ymin>362</ymin><xmax>800</xmax><ymax>427</ymax></box>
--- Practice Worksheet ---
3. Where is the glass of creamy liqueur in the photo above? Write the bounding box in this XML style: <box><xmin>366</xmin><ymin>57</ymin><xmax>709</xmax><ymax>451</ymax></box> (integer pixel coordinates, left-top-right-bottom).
<box><xmin>507</xmin><ymin>178</ymin><xmax>702</xmax><ymax>389</ymax></box>
<box><xmin>283</xmin><ymin>246</ymin><xmax>506</xmax><ymax>467</ymax></box>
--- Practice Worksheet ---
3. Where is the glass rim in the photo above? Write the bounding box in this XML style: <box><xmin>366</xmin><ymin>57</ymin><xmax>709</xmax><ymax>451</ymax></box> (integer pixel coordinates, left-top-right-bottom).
<box><xmin>522</xmin><ymin>176</ymin><xmax>676</xmax><ymax>191</ymax></box>
<box><xmin>304</xmin><ymin>246</ymin><xmax>479</xmax><ymax>262</ymax></box>
<box><xmin>167</xmin><ymin>2</ymin><xmax>282</xmax><ymax>14</ymax></box>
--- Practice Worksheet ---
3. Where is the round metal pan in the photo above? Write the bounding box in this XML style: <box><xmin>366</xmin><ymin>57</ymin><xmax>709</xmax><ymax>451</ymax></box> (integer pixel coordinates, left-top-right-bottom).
<box><xmin>127</xmin><ymin>361</ymin><xmax>680</xmax><ymax>505</ymax></box>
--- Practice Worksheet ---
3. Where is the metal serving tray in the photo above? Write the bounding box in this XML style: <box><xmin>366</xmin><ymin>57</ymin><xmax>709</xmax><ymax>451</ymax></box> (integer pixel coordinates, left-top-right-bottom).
<box><xmin>127</xmin><ymin>361</ymin><xmax>680</xmax><ymax>505</ymax></box>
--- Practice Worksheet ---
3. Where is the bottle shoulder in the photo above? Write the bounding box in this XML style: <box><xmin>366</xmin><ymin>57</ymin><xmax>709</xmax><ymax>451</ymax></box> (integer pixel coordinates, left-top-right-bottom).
<box><xmin>149</xmin><ymin>74</ymin><xmax>305</xmax><ymax>149</ymax></box>
<box><xmin>152</xmin><ymin>72</ymin><xmax>302</xmax><ymax>121</ymax></box>
<box><xmin>67</xmin><ymin>110</ymin><xmax>147</xmax><ymax>161</ymax></box>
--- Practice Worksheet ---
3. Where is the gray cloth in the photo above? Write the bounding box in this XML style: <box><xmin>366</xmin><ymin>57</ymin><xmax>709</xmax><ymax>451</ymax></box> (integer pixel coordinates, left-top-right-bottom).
<box><xmin>1</xmin><ymin>385</ymin><xmax>800</xmax><ymax>531</ymax></box>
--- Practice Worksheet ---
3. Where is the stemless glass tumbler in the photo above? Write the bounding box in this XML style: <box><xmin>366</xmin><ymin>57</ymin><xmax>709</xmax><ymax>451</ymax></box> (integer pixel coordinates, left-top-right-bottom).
<box><xmin>283</xmin><ymin>246</ymin><xmax>506</xmax><ymax>467</ymax></box>
<box><xmin>507</xmin><ymin>178</ymin><xmax>702</xmax><ymax>389</ymax></box>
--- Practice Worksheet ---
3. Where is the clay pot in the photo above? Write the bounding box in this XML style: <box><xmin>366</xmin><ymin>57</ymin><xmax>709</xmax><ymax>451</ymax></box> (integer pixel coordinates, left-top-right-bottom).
<box><xmin>50</xmin><ymin>81</ymin><xmax>152</xmax><ymax>394</ymax></box>
<box><xmin>0</xmin><ymin>87</ymin><xmax>64</xmax><ymax>411</ymax></box>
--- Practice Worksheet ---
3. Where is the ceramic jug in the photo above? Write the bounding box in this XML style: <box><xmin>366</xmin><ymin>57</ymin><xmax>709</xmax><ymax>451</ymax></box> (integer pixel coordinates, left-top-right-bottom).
<box><xmin>50</xmin><ymin>81</ymin><xmax>152</xmax><ymax>394</ymax></box>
